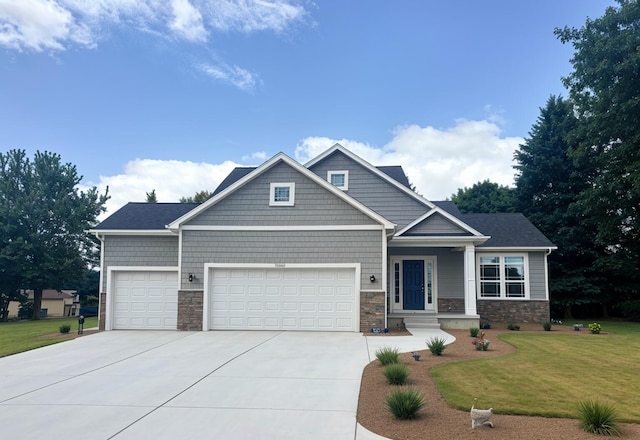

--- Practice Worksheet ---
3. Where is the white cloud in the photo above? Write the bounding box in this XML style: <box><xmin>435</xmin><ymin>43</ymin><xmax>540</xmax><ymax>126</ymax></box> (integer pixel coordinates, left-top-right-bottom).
<box><xmin>195</xmin><ymin>61</ymin><xmax>260</xmax><ymax>91</ymax></box>
<box><xmin>0</xmin><ymin>0</ymin><xmax>307</xmax><ymax>89</ymax></box>
<box><xmin>0</xmin><ymin>0</ymin><xmax>307</xmax><ymax>51</ymax></box>
<box><xmin>295</xmin><ymin>119</ymin><xmax>523</xmax><ymax>200</ymax></box>
<box><xmin>169</xmin><ymin>0</ymin><xmax>207</xmax><ymax>42</ymax></box>
<box><xmin>242</xmin><ymin>151</ymin><xmax>268</xmax><ymax>161</ymax></box>
<box><xmin>87</xmin><ymin>158</ymin><xmax>241</xmax><ymax>220</ymax></box>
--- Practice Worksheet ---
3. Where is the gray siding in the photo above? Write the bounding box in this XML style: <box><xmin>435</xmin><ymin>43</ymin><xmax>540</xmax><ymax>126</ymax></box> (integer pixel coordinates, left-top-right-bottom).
<box><xmin>388</xmin><ymin>247</ymin><xmax>464</xmax><ymax>299</ymax></box>
<box><xmin>308</xmin><ymin>151</ymin><xmax>428</xmax><ymax>229</ymax></box>
<box><xmin>528</xmin><ymin>251</ymin><xmax>548</xmax><ymax>300</ymax></box>
<box><xmin>405</xmin><ymin>213</ymin><xmax>470</xmax><ymax>235</ymax></box>
<box><xmin>101</xmin><ymin>235</ymin><xmax>179</xmax><ymax>291</ymax></box>
<box><xmin>181</xmin><ymin>229</ymin><xmax>383</xmax><ymax>289</ymax></box>
<box><xmin>187</xmin><ymin>161</ymin><xmax>377</xmax><ymax>226</ymax></box>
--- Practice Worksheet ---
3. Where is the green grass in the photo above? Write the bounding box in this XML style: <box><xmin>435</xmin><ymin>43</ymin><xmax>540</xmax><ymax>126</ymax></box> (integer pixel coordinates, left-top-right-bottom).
<box><xmin>383</xmin><ymin>363</ymin><xmax>410</xmax><ymax>385</ymax></box>
<box><xmin>431</xmin><ymin>320</ymin><xmax>640</xmax><ymax>423</ymax></box>
<box><xmin>0</xmin><ymin>316</ymin><xmax>98</xmax><ymax>358</ymax></box>
<box><xmin>385</xmin><ymin>388</ymin><xmax>426</xmax><ymax>420</ymax></box>
<box><xmin>375</xmin><ymin>346</ymin><xmax>400</xmax><ymax>365</ymax></box>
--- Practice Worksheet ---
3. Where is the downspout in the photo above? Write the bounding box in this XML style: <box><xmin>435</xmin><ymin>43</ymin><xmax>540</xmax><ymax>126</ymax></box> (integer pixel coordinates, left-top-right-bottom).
<box><xmin>94</xmin><ymin>232</ymin><xmax>105</xmax><ymax>329</ymax></box>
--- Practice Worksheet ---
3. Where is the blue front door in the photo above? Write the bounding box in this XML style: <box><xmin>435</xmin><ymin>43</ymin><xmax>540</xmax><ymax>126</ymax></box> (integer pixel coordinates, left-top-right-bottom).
<box><xmin>403</xmin><ymin>260</ymin><xmax>425</xmax><ymax>310</ymax></box>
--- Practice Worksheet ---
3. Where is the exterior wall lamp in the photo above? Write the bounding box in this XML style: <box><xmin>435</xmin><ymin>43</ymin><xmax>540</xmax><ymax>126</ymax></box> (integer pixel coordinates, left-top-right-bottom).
<box><xmin>370</xmin><ymin>275</ymin><xmax>376</xmax><ymax>282</ymax></box>
<box><xmin>188</xmin><ymin>273</ymin><xmax>194</xmax><ymax>282</ymax></box>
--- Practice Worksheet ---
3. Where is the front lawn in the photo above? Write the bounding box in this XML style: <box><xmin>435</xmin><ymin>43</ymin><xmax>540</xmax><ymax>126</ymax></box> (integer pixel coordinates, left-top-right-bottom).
<box><xmin>431</xmin><ymin>320</ymin><xmax>640</xmax><ymax>422</ymax></box>
<box><xmin>0</xmin><ymin>316</ymin><xmax>98</xmax><ymax>358</ymax></box>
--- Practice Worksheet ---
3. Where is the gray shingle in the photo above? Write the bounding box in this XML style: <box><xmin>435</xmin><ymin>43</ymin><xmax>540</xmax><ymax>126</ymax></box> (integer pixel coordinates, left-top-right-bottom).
<box><xmin>461</xmin><ymin>213</ymin><xmax>555</xmax><ymax>248</ymax></box>
<box><xmin>93</xmin><ymin>202</ymin><xmax>200</xmax><ymax>230</ymax></box>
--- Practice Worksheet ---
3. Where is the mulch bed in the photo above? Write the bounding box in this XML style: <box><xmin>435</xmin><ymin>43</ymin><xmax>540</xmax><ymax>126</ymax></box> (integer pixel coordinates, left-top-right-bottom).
<box><xmin>357</xmin><ymin>323</ymin><xmax>640</xmax><ymax>440</ymax></box>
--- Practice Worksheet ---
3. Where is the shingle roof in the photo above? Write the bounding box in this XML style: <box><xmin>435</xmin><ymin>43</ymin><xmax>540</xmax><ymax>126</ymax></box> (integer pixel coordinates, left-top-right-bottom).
<box><xmin>432</xmin><ymin>200</ymin><xmax>463</xmax><ymax>217</ymax></box>
<box><xmin>93</xmin><ymin>202</ymin><xmax>200</xmax><ymax>230</ymax></box>
<box><xmin>461</xmin><ymin>213</ymin><xmax>555</xmax><ymax>248</ymax></box>
<box><xmin>376</xmin><ymin>166</ymin><xmax>410</xmax><ymax>187</ymax></box>
<box><xmin>213</xmin><ymin>167</ymin><xmax>256</xmax><ymax>195</ymax></box>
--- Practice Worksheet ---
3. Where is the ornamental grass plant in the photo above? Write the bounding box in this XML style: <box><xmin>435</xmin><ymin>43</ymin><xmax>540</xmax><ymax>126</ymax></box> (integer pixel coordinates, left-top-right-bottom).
<box><xmin>385</xmin><ymin>388</ymin><xmax>426</xmax><ymax>420</ymax></box>
<box><xmin>578</xmin><ymin>400</ymin><xmax>621</xmax><ymax>436</ymax></box>
<box><xmin>383</xmin><ymin>363</ymin><xmax>410</xmax><ymax>385</ymax></box>
<box><xmin>375</xmin><ymin>346</ymin><xmax>400</xmax><ymax>365</ymax></box>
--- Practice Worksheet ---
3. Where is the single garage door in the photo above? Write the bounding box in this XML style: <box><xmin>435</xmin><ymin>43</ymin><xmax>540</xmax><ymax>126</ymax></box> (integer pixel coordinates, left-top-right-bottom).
<box><xmin>209</xmin><ymin>267</ymin><xmax>357</xmax><ymax>331</ymax></box>
<box><xmin>113</xmin><ymin>271</ymin><xmax>178</xmax><ymax>329</ymax></box>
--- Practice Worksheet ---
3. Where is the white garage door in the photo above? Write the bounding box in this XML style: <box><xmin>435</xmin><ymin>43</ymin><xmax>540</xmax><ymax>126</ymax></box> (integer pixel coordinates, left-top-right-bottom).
<box><xmin>113</xmin><ymin>271</ymin><xmax>178</xmax><ymax>329</ymax></box>
<box><xmin>209</xmin><ymin>267</ymin><xmax>357</xmax><ymax>331</ymax></box>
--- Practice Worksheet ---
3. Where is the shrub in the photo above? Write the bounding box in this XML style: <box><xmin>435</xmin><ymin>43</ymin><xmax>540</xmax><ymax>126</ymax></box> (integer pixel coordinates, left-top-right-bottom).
<box><xmin>578</xmin><ymin>400</ymin><xmax>621</xmax><ymax>436</ymax></box>
<box><xmin>542</xmin><ymin>321</ymin><xmax>552</xmax><ymax>331</ymax></box>
<box><xmin>507</xmin><ymin>323</ymin><xmax>520</xmax><ymax>331</ymax></box>
<box><xmin>375</xmin><ymin>346</ymin><xmax>400</xmax><ymax>365</ymax></box>
<box><xmin>469</xmin><ymin>327</ymin><xmax>480</xmax><ymax>337</ymax></box>
<box><xmin>426</xmin><ymin>337</ymin><xmax>446</xmax><ymax>356</ymax></box>
<box><xmin>59</xmin><ymin>324</ymin><xmax>71</xmax><ymax>334</ymax></box>
<box><xmin>383</xmin><ymin>363</ymin><xmax>410</xmax><ymax>385</ymax></box>
<box><xmin>618</xmin><ymin>300</ymin><xmax>640</xmax><ymax>322</ymax></box>
<box><xmin>17</xmin><ymin>301</ymin><xmax>33</xmax><ymax>320</ymax></box>
<box><xmin>385</xmin><ymin>388</ymin><xmax>426</xmax><ymax>420</ymax></box>
<box><xmin>589</xmin><ymin>322</ymin><xmax>602</xmax><ymax>334</ymax></box>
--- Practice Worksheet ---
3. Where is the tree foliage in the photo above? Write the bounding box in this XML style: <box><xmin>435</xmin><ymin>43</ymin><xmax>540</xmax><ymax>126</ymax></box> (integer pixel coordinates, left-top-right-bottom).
<box><xmin>450</xmin><ymin>180</ymin><xmax>515</xmax><ymax>214</ymax></box>
<box><xmin>145</xmin><ymin>189</ymin><xmax>157</xmax><ymax>203</ymax></box>
<box><xmin>180</xmin><ymin>190</ymin><xmax>213</xmax><ymax>204</ymax></box>
<box><xmin>556</xmin><ymin>0</ymin><xmax>640</xmax><ymax>299</ymax></box>
<box><xmin>514</xmin><ymin>96</ymin><xmax>607</xmax><ymax>317</ymax></box>
<box><xmin>0</xmin><ymin>150</ymin><xmax>109</xmax><ymax>319</ymax></box>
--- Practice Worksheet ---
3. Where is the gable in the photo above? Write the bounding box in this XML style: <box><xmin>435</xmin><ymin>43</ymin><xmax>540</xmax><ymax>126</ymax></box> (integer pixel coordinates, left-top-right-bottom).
<box><xmin>185</xmin><ymin>160</ymin><xmax>381</xmax><ymax>227</ymax></box>
<box><xmin>307</xmin><ymin>149</ymin><xmax>430</xmax><ymax>229</ymax></box>
<box><xmin>401</xmin><ymin>212</ymin><xmax>472</xmax><ymax>236</ymax></box>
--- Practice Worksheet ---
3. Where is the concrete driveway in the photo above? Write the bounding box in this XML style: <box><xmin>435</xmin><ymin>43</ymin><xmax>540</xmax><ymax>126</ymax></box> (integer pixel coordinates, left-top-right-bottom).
<box><xmin>0</xmin><ymin>329</ymin><xmax>453</xmax><ymax>440</ymax></box>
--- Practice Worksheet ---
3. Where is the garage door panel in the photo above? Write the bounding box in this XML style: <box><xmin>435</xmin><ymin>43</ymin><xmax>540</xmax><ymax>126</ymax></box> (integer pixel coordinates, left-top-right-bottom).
<box><xmin>209</xmin><ymin>267</ymin><xmax>356</xmax><ymax>331</ymax></box>
<box><xmin>112</xmin><ymin>271</ymin><xmax>177</xmax><ymax>330</ymax></box>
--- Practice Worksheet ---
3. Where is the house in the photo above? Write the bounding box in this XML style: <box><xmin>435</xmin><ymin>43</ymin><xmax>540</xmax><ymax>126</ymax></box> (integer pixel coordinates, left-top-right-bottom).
<box><xmin>90</xmin><ymin>144</ymin><xmax>555</xmax><ymax>332</ymax></box>
<box><xmin>7</xmin><ymin>290</ymin><xmax>78</xmax><ymax>318</ymax></box>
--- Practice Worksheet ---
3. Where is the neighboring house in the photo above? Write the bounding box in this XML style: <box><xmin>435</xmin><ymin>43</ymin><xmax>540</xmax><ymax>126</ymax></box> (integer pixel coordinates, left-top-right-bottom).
<box><xmin>7</xmin><ymin>290</ymin><xmax>78</xmax><ymax>318</ymax></box>
<box><xmin>90</xmin><ymin>144</ymin><xmax>555</xmax><ymax>332</ymax></box>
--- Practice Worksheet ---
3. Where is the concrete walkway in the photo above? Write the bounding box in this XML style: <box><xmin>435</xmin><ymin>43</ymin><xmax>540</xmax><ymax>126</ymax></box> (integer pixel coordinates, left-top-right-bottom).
<box><xmin>0</xmin><ymin>328</ymin><xmax>453</xmax><ymax>440</ymax></box>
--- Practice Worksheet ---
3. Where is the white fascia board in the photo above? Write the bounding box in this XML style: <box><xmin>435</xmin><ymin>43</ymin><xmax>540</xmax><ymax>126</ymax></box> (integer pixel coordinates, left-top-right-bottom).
<box><xmin>89</xmin><ymin>229</ymin><xmax>176</xmax><ymax>236</ymax></box>
<box><xmin>181</xmin><ymin>224</ymin><xmax>384</xmax><ymax>231</ymax></box>
<box><xmin>304</xmin><ymin>143</ymin><xmax>437</xmax><ymax>209</ymax></box>
<box><xmin>476</xmin><ymin>246</ymin><xmax>558</xmax><ymax>252</ymax></box>
<box><xmin>168</xmin><ymin>152</ymin><xmax>396</xmax><ymax>232</ymax></box>
<box><xmin>390</xmin><ymin>236</ymin><xmax>491</xmax><ymax>247</ymax></box>
<box><xmin>396</xmin><ymin>208</ymin><xmax>486</xmax><ymax>237</ymax></box>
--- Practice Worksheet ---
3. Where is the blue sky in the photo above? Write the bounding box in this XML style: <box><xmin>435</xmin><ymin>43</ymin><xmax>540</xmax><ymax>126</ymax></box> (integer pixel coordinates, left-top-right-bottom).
<box><xmin>0</xmin><ymin>0</ymin><xmax>615</xmax><ymax>217</ymax></box>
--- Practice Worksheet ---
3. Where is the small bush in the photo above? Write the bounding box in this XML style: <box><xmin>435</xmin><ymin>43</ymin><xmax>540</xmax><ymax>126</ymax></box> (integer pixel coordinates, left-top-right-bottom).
<box><xmin>578</xmin><ymin>400</ymin><xmax>621</xmax><ymax>436</ymax></box>
<box><xmin>469</xmin><ymin>327</ymin><xmax>480</xmax><ymax>337</ymax></box>
<box><xmin>385</xmin><ymin>388</ymin><xmax>426</xmax><ymax>420</ymax></box>
<box><xmin>383</xmin><ymin>363</ymin><xmax>410</xmax><ymax>385</ymax></box>
<box><xmin>542</xmin><ymin>321</ymin><xmax>552</xmax><ymax>331</ymax></box>
<box><xmin>589</xmin><ymin>322</ymin><xmax>602</xmax><ymax>334</ymax></box>
<box><xmin>507</xmin><ymin>323</ymin><xmax>520</xmax><ymax>331</ymax></box>
<box><xmin>59</xmin><ymin>324</ymin><xmax>71</xmax><ymax>334</ymax></box>
<box><xmin>375</xmin><ymin>346</ymin><xmax>400</xmax><ymax>365</ymax></box>
<box><xmin>426</xmin><ymin>337</ymin><xmax>446</xmax><ymax>356</ymax></box>
<box><xmin>618</xmin><ymin>300</ymin><xmax>640</xmax><ymax>322</ymax></box>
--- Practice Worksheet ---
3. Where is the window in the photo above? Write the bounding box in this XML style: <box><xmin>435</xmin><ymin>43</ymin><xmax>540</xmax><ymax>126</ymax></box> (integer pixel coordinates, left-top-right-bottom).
<box><xmin>478</xmin><ymin>255</ymin><xmax>527</xmax><ymax>299</ymax></box>
<box><xmin>269</xmin><ymin>182</ymin><xmax>295</xmax><ymax>206</ymax></box>
<box><xmin>327</xmin><ymin>170</ymin><xmax>349</xmax><ymax>190</ymax></box>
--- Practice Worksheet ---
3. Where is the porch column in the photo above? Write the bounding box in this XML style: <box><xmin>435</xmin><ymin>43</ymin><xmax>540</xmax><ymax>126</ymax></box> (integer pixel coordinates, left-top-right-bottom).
<box><xmin>464</xmin><ymin>244</ymin><xmax>477</xmax><ymax>315</ymax></box>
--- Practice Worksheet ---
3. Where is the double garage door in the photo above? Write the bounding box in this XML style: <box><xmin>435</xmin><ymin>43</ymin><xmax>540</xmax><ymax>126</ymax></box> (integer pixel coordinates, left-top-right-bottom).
<box><xmin>112</xmin><ymin>267</ymin><xmax>357</xmax><ymax>331</ymax></box>
<box><xmin>208</xmin><ymin>266</ymin><xmax>357</xmax><ymax>331</ymax></box>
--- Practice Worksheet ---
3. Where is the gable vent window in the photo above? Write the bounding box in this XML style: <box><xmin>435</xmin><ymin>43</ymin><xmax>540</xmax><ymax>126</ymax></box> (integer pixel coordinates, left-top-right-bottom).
<box><xmin>269</xmin><ymin>182</ymin><xmax>295</xmax><ymax>206</ymax></box>
<box><xmin>327</xmin><ymin>170</ymin><xmax>349</xmax><ymax>190</ymax></box>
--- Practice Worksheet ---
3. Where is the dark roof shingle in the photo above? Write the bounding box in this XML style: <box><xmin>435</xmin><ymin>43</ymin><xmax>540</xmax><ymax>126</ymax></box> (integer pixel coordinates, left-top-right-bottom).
<box><xmin>461</xmin><ymin>213</ymin><xmax>555</xmax><ymax>248</ymax></box>
<box><xmin>93</xmin><ymin>202</ymin><xmax>200</xmax><ymax>230</ymax></box>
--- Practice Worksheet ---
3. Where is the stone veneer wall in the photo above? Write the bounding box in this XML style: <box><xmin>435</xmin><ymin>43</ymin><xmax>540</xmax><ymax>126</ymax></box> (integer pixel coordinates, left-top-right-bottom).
<box><xmin>99</xmin><ymin>291</ymin><xmax>106</xmax><ymax>331</ymax></box>
<box><xmin>360</xmin><ymin>290</ymin><xmax>385</xmax><ymax>332</ymax></box>
<box><xmin>438</xmin><ymin>298</ymin><xmax>465</xmax><ymax>313</ymax></box>
<box><xmin>478</xmin><ymin>300</ymin><xmax>550</xmax><ymax>323</ymax></box>
<box><xmin>177</xmin><ymin>290</ymin><xmax>203</xmax><ymax>331</ymax></box>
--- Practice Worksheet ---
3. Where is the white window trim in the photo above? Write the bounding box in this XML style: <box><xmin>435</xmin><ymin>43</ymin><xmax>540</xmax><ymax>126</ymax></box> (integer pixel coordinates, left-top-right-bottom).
<box><xmin>327</xmin><ymin>170</ymin><xmax>349</xmax><ymax>190</ymax></box>
<box><xmin>476</xmin><ymin>253</ymin><xmax>530</xmax><ymax>300</ymax></box>
<box><xmin>269</xmin><ymin>182</ymin><xmax>295</xmax><ymax>206</ymax></box>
